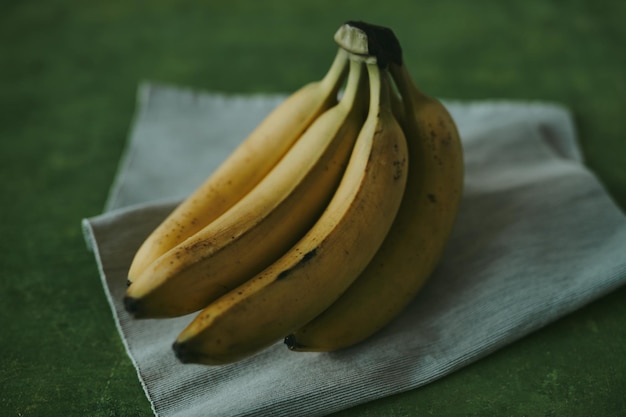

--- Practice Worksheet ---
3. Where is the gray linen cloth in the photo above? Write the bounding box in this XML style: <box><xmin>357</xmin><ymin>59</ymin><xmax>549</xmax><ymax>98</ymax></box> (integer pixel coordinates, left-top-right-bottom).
<box><xmin>82</xmin><ymin>81</ymin><xmax>626</xmax><ymax>417</ymax></box>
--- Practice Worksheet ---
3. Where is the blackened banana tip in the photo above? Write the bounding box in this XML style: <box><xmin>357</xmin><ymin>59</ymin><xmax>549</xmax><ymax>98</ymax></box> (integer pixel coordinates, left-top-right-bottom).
<box><xmin>172</xmin><ymin>341</ymin><xmax>188</xmax><ymax>362</ymax></box>
<box><xmin>284</xmin><ymin>334</ymin><xmax>299</xmax><ymax>350</ymax></box>
<box><xmin>123</xmin><ymin>295</ymin><xmax>140</xmax><ymax>316</ymax></box>
<box><xmin>172</xmin><ymin>341</ymin><xmax>202</xmax><ymax>364</ymax></box>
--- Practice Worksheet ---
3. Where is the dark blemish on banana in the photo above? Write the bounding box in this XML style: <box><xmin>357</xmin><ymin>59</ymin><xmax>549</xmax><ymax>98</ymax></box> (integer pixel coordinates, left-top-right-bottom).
<box><xmin>428</xmin><ymin>193</ymin><xmax>437</xmax><ymax>203</ymax></box>
<box><xmin>276</xmin><ymin>248</ymin><xmax>318</xmax><ymax>280</ymax></box>
<box><xmin>393</xmin><ymin>157</ymin><xmax>406</xmax><ymax>181</ymax></box>
<box><xmin>276</xmin><ymin>268</ymin><xmax>292</xmax><ymax>281</ymax></box>
<box><xmin>301</xmin><ymin>248</ymin><xmax>317</xmax><ymax>263</ymax></box>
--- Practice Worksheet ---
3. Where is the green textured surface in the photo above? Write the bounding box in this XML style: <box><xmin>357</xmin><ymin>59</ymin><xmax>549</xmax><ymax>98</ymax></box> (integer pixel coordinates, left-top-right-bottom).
<box><xmin>1</xmin><ymin>1</ymin><xmax>625</xmax><ymax>416</ymax></box>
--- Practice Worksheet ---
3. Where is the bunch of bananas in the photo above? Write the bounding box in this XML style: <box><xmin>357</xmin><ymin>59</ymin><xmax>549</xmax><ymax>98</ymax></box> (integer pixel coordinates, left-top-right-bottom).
<box><xmin>124</xmin><ymin>21</ymin><xmax>464</xmax><ymax>365</ymax></box>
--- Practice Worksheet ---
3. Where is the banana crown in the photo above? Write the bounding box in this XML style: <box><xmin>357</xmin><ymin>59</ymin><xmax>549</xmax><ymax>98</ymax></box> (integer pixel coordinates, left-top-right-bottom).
<box><xmin>334</xmin><ymin>21</ymin><xmax>403</xmax><ymax>68</ymax></box>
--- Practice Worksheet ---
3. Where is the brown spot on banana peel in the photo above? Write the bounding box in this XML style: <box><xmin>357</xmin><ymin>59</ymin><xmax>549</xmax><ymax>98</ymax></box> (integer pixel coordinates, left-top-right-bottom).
<box><xmin>276</xmin><ymin>248</ymin><xmax>318</xmax><ymax>280</ymax></box>
<box><xmin>393</xmin><ymin>158</ymin><xmax>406</xmax><ymax>181</ymax></box>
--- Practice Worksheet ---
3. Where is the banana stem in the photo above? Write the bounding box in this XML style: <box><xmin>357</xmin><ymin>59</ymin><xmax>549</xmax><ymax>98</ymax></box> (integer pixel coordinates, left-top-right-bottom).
<box><xmin>389</xmin><ymin>63</ymin><xmax>419</xmax><ymax>111</ymax></box>
<box><xmin>334</xmin><ymin>21</ymin><xmax>403</xmax><ymax>69</ymax></box>
<box><xmin>339</xmin><ymin>57</ymin><xmax>365</xmax><ymax>106</ymax></box>
<box><xmin>365</xmin><ymin>62</ymin><xmax>393</xmax><ymax>116</ymax></box>
<box><xmin>334</xmin><ymin>23</ymin><xmax>369</xmax><ymax>56</ymax></box>
<box><xmin>366</xmin><ymin>63</ymin><xmax>381</xmax><ymax>114</ymax></box>
<box><xmin>320</xmin><ymin>48</ymin><xmax>350</xmax><ymax>92</ymax></box>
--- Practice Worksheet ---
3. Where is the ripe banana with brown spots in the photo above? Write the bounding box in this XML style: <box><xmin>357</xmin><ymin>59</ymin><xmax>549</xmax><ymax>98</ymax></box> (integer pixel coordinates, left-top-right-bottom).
<box><xmin>286</xmin><ymin>21</ymin><xmax>464</xmax><ymax>352</ymax></box>
<box><xmin>126</xmin><ymin>48</ymin><xmax>350</xmax><ymax>284</ymax></box>
<box><xmin>124</xmin><ymin>56</ymin><xmax>369</xmax><ymax>318</ymax></box>
<box><xmin>172</xmin><ymin>57</ymin><xmax>408</xmax><ymax>365</ymax></box>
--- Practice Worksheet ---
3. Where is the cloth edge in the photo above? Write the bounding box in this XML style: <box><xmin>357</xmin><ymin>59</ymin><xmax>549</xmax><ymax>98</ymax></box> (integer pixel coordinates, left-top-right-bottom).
<box><xmin>81</xmin><ymin>217</ymin><xmax>160</xmax><ymax>417</ymax></box>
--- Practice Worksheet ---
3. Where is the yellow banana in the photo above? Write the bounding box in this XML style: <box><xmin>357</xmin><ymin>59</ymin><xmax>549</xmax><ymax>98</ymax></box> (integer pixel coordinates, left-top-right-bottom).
<box><xmin>171</xmin><ymin>59</ymin><xmax>408</xmax><ymax>365</ymax></box>
<box><xmin>287</xmin><ymin>22</ymin><xmax>464</xmax><ymax>352</ymax></box>
<box><xmin>126</xmin><ymin>48</ymin><xmax>350</xmax><ymax>283</ymax></box>
<box><xmin>124</xmin><ymin>58</ymin><xmax>369</xmax><ymax>318</ymax></box>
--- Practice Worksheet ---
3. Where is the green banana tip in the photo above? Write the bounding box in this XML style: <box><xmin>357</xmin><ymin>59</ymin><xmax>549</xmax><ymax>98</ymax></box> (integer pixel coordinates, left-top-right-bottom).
<box><xmin>342</xmin><ymin>21</ymin><xmax>403</xmax><ymax>68</ymax></box>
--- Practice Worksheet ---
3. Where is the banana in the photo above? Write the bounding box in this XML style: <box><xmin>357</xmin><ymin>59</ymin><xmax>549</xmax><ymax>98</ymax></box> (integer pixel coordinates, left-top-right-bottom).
<box><xmin>172</xmin><ymin>59</ymin><xmax>409</xmax><ymax>365</ymax></box>
<box><xmin>286</xmin><ymin>22</ymin><xmax>464</xmax><ymax>352</ymax></box>
<box><xmin>124</xmin><ymin>57</ymin><xmax>369</xmax><ymax>318</ymax></box>
<box><xmin>126</xmin><ymin>48</ymin><xmax>350</xmax><ymax>283</ymax></box>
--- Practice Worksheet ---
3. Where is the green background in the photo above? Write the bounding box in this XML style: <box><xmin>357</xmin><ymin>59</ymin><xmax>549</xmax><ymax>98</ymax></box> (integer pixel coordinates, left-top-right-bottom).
<box><xmin>2</xmin><ymin>1</ymin><xmax>625</xmax><ymax>416</ymax></box>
